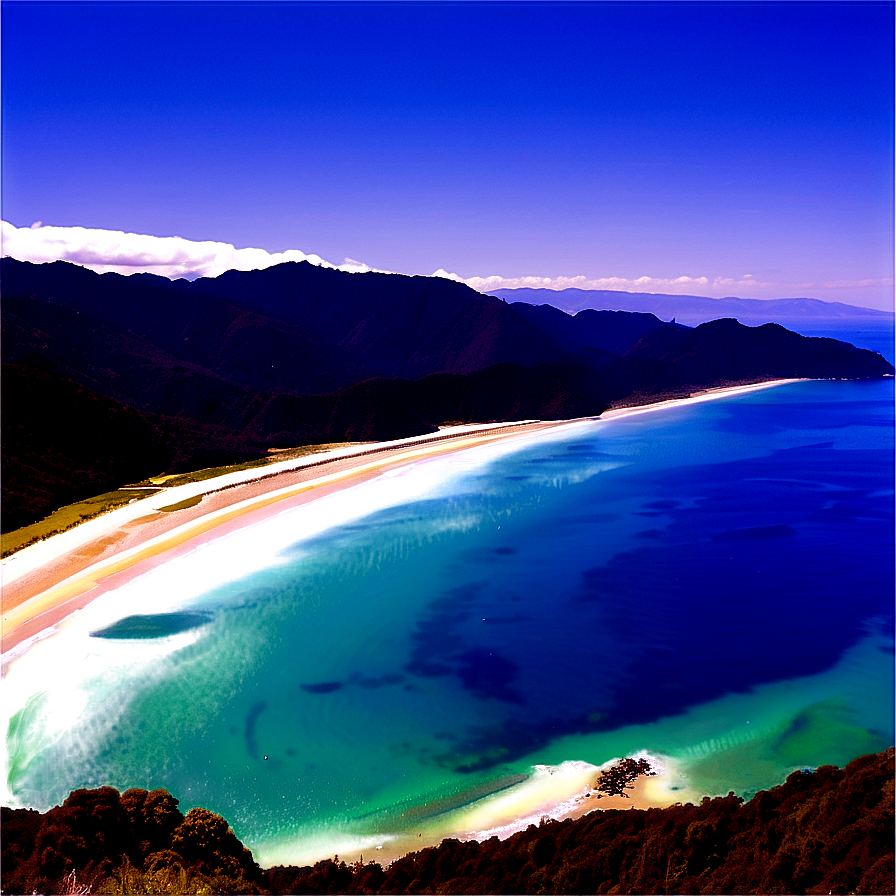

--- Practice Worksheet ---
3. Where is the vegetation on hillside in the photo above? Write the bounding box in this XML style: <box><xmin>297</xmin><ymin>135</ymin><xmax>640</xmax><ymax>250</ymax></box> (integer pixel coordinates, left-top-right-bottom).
<box><xmin>2</xmin><ymin>750</ymin><xmax>892</xmax><ymax>895</ymax></box>
<box><xmin>4</xmin><ymin>257</ymin><xmax>892</xmax><ymax>534</ymax></box>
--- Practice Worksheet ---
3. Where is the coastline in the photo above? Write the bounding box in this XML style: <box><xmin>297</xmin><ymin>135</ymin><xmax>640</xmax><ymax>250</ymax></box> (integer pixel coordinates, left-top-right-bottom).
<box><xmin>1</xmin><ymin>378</ymin><xmax>801</xmax><ymax>864</ymax></box>
<box><xmin>330</xmin><ymin>757</ymin><xmax>694</xmax><ymax>870</ymax></box>
<box><xmin>1</xmin><ymin>379</ymin><xmax>796</xmax><ymax>657</ymax></box>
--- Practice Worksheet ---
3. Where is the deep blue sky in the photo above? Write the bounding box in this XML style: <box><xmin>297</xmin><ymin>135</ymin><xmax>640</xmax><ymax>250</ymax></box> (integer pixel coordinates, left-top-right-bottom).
<box><xmin>2</xmin><ymin>1</ymin><xmax>893</xmax><ymax>308</ymax></box>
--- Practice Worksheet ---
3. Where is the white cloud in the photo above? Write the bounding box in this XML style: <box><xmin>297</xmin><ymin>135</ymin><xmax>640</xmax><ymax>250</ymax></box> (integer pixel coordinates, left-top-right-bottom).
<box><xmin>439</xmin><ymin>270</ymin><xmax>893</xmax><ymax>304</ymax></box>
<box><xmin>432</xmin><ymin>270</ymin><xmax>713</xmax><ymax>294</ymax></box>
<box><xmin>0</xmin><ymin>220</ymin><xmax>386</xmax><ymax>279</ymax></box>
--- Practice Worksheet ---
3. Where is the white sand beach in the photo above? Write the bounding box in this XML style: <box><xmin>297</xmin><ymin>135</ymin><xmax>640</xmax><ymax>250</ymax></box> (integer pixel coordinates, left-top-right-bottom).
<box><xmin>2</xmin><ymin>380</ymin><xmax>796</xmax><ymax>657</ymax></box>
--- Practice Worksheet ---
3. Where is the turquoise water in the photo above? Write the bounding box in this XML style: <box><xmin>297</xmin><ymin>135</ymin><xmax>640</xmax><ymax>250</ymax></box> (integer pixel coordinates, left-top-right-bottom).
<box><xmin>3</xmin><ymin>378</ymin><xmax>893</xmax><ymax>866</ymax></box>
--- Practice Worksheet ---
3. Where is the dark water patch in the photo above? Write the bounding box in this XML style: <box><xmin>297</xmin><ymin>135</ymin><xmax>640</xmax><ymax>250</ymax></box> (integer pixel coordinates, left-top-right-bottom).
<box><xmin>414</xmin><ymin>617</ymin><xmax>468</xmax><ymax>635</ymax></box>
<box><xmin>443</xmin><ymin>582</ymin><xmax>485</xmax><ymax>602</ymax></box>
<box><xmin>492</xmin><ymin>546</ymin><xmax>518</xmax><ymax>555</ymax></box>
<box><xmin>713</xmin><ymin>524</ymin><xmax>796</xmax><ymax>542</ymax></box>
<box><xmin>526</xmin><ymin>438</ymin><xmax>896</xmax><ymax>734</ymax></box>
<box><xmin>549</xmin><ymin>441</ymin><xmax>613</xmax><ymax>459</ymax></box>
<box><xmin>245</xmin><ymin>700</ymin><xmax>267</xmax><ymax>760</ymax></box>
<box><xmin>773</xmin><ymin>703</ymin><xmax>819</xmax><ymax>750</ymax></box>
<box><xmin>441</xmin><ymin>715</ymin><xmax>576</xmax><ymax>774</ymax></box>
<box><xmin>505</xmin><ymin>475</ymin><xmax>530</xmax><ymax>481</ymax></box>
<box><xmin>405</xmin><ymin>582</ymin><xmax>487</xmax><ymax>680</ymax></box>
<box><xmin>636</xmin><ymin>511</ymin><xmax>665</xmax><ymax>517</ymax></box>
<box><xmin>300</xmin><ymin>682</ymin><xmax>343</xmax><ymax>694</ymax></box>
<box><xmin>411</xmin><ymin>447</ymin><xmax>881</xmax><ymax>757</ymax></box>
<box><xmin>424</xmin><ymin>596</ymin><xmax>472</xmax><ymax>616</ymax></box>
<box><xmin>405</xmin><ymin>660</ymin><xmax>453</xmax><ymax>678</ymax></box>
<box><xmin>453</xmin><ymin>648</ymin><xmax>522</xmax><ymax>705</ymax></box>
<box><xmin>90</xmin><ymin>612</ymin><xmax>213</xmax><ymax>639</ymax></box>
<box><xmin>411</xmin><ymin>628</ymin><xmax>464</xmax><ymax>656</ymax></box>
<box><xmin>574</xmin><ymin>530</ymin><xmax>892</xmax><ymax>729</ymax></box>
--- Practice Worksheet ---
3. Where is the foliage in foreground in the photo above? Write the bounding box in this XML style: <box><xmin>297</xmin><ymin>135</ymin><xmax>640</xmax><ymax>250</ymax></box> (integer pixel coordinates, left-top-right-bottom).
<box><xmin>2</xmin><ymin>749</ymin><xmax>892</xmax><ymax>895</ymax></box>
<box><xmin>1</xmin><ymin>789</ymin><xmax>264</xmax><ymax>895</ymax></box>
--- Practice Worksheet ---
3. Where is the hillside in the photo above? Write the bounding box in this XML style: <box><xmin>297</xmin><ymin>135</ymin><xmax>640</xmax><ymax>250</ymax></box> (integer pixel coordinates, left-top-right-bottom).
<box><xmin>0</xmin><ymin>364</ymin><xmax>264</xmax><ymax>532</ymax></box>
<box><xmin>2</xmin><ymin>258</ymin><xmax>892</xmax><ymax>532</ymax></box>
<box><xmin>1</xmin><ymin>749</ymin><xmax>892</xmax><ymax>895</ymax></box>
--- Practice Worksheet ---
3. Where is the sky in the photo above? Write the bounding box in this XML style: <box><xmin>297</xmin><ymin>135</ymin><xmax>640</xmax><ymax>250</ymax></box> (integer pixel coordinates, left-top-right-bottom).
<box><xmin>1</xmin><ymin>1</ymin><xmax>893</xmax><ymax>310</ymax></box>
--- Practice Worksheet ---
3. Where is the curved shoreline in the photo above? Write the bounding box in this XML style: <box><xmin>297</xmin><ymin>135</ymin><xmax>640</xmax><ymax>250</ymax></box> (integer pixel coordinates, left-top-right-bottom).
<box><xmin>1</xmin><ymin>380</ymin><xmax>797</xmax><ymax>658</ymax></box>
<box><xmin>3</xmin><ymin>376</ymin><xmax>831</xmax><ymax>868</ymax></box>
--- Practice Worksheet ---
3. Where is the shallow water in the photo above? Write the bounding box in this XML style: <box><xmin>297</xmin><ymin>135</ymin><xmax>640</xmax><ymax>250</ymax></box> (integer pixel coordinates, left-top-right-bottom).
<box><xmin>3</xmin><ymin>378</ymin><xmax>893</xmax><ymax>866</ymax></box>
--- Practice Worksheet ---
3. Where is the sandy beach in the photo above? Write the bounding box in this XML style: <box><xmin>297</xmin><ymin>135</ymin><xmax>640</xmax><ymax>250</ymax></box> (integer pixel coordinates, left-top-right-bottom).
<box><xmin>1</xmin><ymin>419</ymin><xmax>584</xmax><ymax>656</ymax></box>
<box><xmin>1</xmin><ymin>377</ymin><xmax>809</xmax><ymax>868</ymax></box>
<box><xmin>1</xmin><ymin>379</ymin><xmax>797</xmax><ymax>658</ymax></box>
<box><xmin>242</xmin><ymin>753</ymin><xmax>697</xmax><ymax>868</ymax></box>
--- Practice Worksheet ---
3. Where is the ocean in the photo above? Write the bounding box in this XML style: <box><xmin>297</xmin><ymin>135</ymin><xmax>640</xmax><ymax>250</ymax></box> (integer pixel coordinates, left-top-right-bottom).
<box><xmin>3</xmin><ymin>371</ymin><xmax>893</xmax><ymax>867</ymax></box>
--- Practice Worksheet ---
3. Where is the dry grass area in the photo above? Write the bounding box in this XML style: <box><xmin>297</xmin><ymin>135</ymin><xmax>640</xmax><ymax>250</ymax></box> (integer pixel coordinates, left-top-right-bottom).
<box><xmin>141</xmin><ymin>442</ymin><xmax>368</xmax><ymax>489</ymax></box>
<box><xmin>1</xmin><ymin>488</ymin><xmax>160</xmax><ymax>557</ymax></box>
<box><xmin>1</xmin><ymin>442</ymin><xmax>368</xmax><ymax>558</ymax></box>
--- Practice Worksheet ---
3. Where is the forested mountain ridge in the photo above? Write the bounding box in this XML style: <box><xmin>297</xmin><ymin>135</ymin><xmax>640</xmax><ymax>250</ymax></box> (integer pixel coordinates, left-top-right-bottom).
<box><xmin>1</xmin><ymin>749</ymin><xmax>892</xmax><ymax>895</ymax></box>
<box><xmin>2</xmin><ymin>258</ymin><xmax>572</xmax><ymax>394</ymax></box>
<box><xmin>2</xmin><ymin>257</ymin><xmax>892</xmax><ymax>532</ymax></box>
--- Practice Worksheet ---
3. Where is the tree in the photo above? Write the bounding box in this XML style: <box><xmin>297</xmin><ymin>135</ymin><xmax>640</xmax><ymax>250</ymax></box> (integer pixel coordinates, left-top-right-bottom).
<box><xmin>594</xmin><ymin>757</ymin><xmax>656</xmax><ymax>798</ymax></box>
<box><xmin>170</xmin><ymin>807</ymin><xmax>261</xmax><ymax>882</ymax></box>
<box><xmin>120</xmin><ymin>788</ymin><xmax>184</xmax><ymax>859</ymax></box>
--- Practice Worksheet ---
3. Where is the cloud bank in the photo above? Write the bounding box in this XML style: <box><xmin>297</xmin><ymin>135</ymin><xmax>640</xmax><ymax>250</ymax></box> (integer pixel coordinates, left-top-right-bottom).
<box><xmin>0</xmin><ymin>221</ymin><xmax>381</xmax><ymax>279</ymax></box>
<box><xmin>432</xmin><ymin>269</ymin><xmax>893</xmax><ymax>300</ymax></box>
<box><xmin>2</xmin><ymin>221</ymin><xmax>890</xmax><ymax>306</ymax></box>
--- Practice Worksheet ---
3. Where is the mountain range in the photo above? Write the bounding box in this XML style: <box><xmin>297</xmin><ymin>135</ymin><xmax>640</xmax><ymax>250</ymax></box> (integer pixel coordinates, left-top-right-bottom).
<box><xmin>2</xmin><ymin>257</ymin><xmax>892</xmax><ymax>531</ymax></box>
<box><xmin>488</xmin><ymin>287</ymin><xmax>895</xmax><ymax>329</ymax></box>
